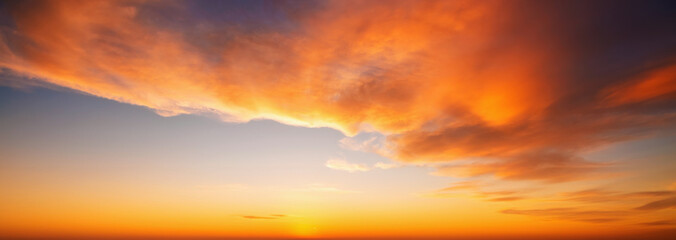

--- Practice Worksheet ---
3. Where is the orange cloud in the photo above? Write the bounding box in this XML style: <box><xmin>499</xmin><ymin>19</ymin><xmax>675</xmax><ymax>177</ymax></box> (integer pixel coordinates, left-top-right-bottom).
<box><xmin>561</xmin><ymin>189</ymin><xmax>676</xmax><ymax>203</ymax></box>
<box><xmin>636</xmin><ymin>197</ymin><xmax>676</xmax><ymax>211</ymax></box>
<box><xmin>437</xmin><ymin>181</ymin><xmax>480</xmax><ymax>192</ymax></box>
<box><xmin>501</xmin><ymin>208</ymin><xmax>628</xmax><ymax>223</ymax></box>
<box><xmin>433</xmin><ymin>151</ymin><xmax>607</xmax><ymax>182</ymax></box>
<box><xmin>602</xmin><ymin>63</ymin><xmax>676</xmax><ymax>106</ymax></box>
<box><xmin>639</xmin><ymin>220</ymin><xmax>676</xmax><ymax>226</ymax></box>
<box><xmin>1</xmin><ymin>0</ymin><xmax>675</xmax><ymax>183</ymax></box>
<box><xmin>486</xmin><ymin>196</ymin><xmax>523</xmax><ymax>202</ymax></box>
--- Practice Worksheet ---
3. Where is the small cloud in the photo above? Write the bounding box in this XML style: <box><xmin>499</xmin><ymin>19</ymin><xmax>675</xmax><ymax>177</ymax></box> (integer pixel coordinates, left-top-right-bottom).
<box><xmin>480</xmin><ymin>191</ymin><xmax>517</xmax><ymax>196</ymax></box>
<box><xmin>437</xmin><ymin>181</ymin><xmax>479</xmax><ymax>192</ymax></box>
<box><xmin>338</xmin><ymin>135</ymin><xmax>391</xmax><ymax>155</ymax></box>
<box><xmin>487</xmin><ymin>196</ymin><xmax>523</xmax><ymax>202</ymax></box>
<box><xmin>339</xmin><ymin>136</ymin><xmax>378</xmax><ymax>152</ymax></box>
<box><xmin>241</xmin><ymin>214</ymin><xmax>287</xmax><ymax>220</ymax></box>
<box><xmin>374</xmin><ymin>161</ymin><xmax>400</xmax><ymax>169</ymax></box>
<box><xmin>580</xmin><ymin>218</ymin><xmax>622</xmax><ymax>223</ymax></box>
<box><xmin>325</xmin><ymin>158</ymin><xmax>370</xmax><ymax>173</ymax></box>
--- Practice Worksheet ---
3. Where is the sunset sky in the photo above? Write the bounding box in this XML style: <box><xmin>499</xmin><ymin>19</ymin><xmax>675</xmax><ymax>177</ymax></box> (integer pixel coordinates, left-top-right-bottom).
<box><xmin>1</xmin><ymin>0</ymin><xmax>676</xmax><ymax>239</ymax></box>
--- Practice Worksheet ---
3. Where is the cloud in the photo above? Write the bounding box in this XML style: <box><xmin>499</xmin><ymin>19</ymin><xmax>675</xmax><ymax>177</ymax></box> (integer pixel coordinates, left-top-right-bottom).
<box><xmin>437</xmin><ymin>181</ymin><xmax>480</xmax><ymax>192</ymax></box>
<box><xmin>241</xmin><ymin>214</ymin><xmax>287</xmax><ymax>220</ymax></box>
<box><xmin>325</xmin><ymin>158</ymin><xmax>370</xmax><ymax>173</ymax></box>
<box><xmin>624</xmin><ymin>191</ymin><xmax>676</xmax><ymax>198</ymax></box>
<box><xmin>501</xmin><ymin>208</ymin><xmax>628</xmax><ymax>223</ymax></box>
<box><xmin>639</xmin><ymin>220</ymin><xmax>676</xmax><ymax>226</ymax></box>
<box><xmin>636</xmin><ymin>197</ymin><xmax>676</xmax><ymax>211</ymax></box>
<box><xmin>422</xmin><ymin>181</ymin><xmax>480</xmax><ymax>198</ymax></box>
<box><xmin>478</xmin><ymin>186</ymin><xmax>676</xmax><ymax>224</ymax></box>
<box><xmin>602</xmin><ymin>64</ymin><xmax>676</xmax><ymax>107</ymax></box>
<box><xmin>487</xmin><ymin>196</ymin><xmax>523</xmax><ymax>202</ymax></box>
<box><xmin>433</xmin><ymin>151</ymin><xmax>608</xmax><ymax>182</ymax></box>
<box><xmin>430</xmin><ymin>181</ymin><xmax>530</xmax><ymax>201</ymax></box>
<box><xmin>373</xmin><ymin>161</ymin><xmax>400</xmax><ymax>170</ymax></box>
<box><xmin>1</xmin><ymin>0</ymin><xmax>675</xmax><ymax>183</ymax></box>
<box><xmin>497</xmin><ymin>188</ymin><xmax>676</xmax><ymax>223</ymax></box>
<box><xmin>560</xmin><ymin>189</ymin><xmax>676</xmax><ymax>203</ymax></box>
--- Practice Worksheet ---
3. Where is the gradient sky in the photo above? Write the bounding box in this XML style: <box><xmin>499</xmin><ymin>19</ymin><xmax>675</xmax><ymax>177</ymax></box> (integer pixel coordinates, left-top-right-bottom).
<box><xmin>1</xmin><ymin>0</ymin><xmax>675</xmax><ymax>239</ymax></box>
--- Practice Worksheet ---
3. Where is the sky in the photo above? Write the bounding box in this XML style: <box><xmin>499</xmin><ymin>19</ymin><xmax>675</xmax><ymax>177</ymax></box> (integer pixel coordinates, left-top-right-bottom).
<box><xmin>0</xmin><ymin>0</ymin><xmax>675</xmax><ymax>239</ymax></box>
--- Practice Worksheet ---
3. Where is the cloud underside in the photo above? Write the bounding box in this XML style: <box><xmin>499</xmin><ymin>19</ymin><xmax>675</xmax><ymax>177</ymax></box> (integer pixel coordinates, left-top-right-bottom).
<box><xmin>1</xmin><ymin>0</ymin><xmax>675</xmax><ymax>183</ymax></box>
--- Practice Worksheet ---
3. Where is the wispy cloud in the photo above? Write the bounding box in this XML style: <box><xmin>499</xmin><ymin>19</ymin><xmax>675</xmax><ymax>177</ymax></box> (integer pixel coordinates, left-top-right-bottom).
<box><xmin>496</xmin><ymin>187</ymin><xmax>676</xmax><ymax>224</ymax></box>
<box><xmin>433</xmin><ymin>151</ymin><xmax>609</xmax><ymax>182</ymax></box>
<box><xmin>501</xmin><ymin>208</ymin><xmax>629</xmax><ymax>223</ymax></box>
<box><xmin>339</xmin><ymin>136</ymin><xmax>388</xmax><ymax>154</ymax></box>
<box><xmin>373</xmin><ymin>161</ymin><xmax>400</xmax><ymax>170</ymax></box>
<box><xmin>487</xmin><ymin>196</ymin><xmax>524</xmax><ymax>202</ymax></box>
<box><xmin>638</xmin><ymin>220</ymin><xmax>676</xmax><ymax>226</ymax></box>
<box><xmin>560</xmin><ymin>189</ymin><xmax>676</xmax><ymax>203</ymax></box>
<box><xmin>636</xmin><ymin>197</ymin><xmax>676</xmax><ymax>211</ymax></box>
<box><xmin>428</xmin><ymin>181</ymin><xmax>532</xmax><ymax>202</ymax></box>
<box><xmin>325</xmin><ymin>158</ymin><xmax>370</xmax><ymax>173</ymax></box>
<box><xmin>437</xmin><ymin>181</ymin><xmax>480</xmax><ymax>192</ymax></box>
<box><xmin>241</xmin><ymin>214</ymin><xmax>287</xmax><ymax>220</ymax></box>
